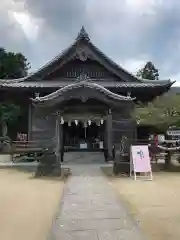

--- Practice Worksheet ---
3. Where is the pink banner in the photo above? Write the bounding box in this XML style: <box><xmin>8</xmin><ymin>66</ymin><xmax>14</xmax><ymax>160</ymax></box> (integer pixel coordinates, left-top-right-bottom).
<box><xmin>131</xmin><ymin>145</ymin><xmax>151</xmax><ymax>172</ymax></box>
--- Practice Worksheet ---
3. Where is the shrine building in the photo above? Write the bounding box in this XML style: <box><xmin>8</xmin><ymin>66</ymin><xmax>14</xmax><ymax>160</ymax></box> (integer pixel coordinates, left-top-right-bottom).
<box><xmin>0</xmin><ymin>27</ymin><xmax>174</xmax><ymax>162</ymax></box>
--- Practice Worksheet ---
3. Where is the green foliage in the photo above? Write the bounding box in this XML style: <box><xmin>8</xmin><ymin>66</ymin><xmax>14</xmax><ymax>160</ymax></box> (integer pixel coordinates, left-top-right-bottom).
<box><xmin>0</xmin><ymin>47</ymin><xmax>28</xmax><ymax>136</ymax></box>
<box><xmin>0</xmin><ymin>102</ymin><xmax>20</xmax><ymax>124</ymax></box>
<box><xmin>0</xmin><ymin>48</ymin><xmax>30</xmax><ymax>79</ymax></box>
<box><xmin>133</xmin><ymin>94</ymin><xmax>180</xmax><ymax>131</ymax></box>
<box><xmin>0</xmin><ymin>102</ymin><xmax>21</xmax><ymax>136</ymax></box>
<box><xmin>136</xmin><ymin>61</ymin><xmax>159</xmax><ymax>80</ymax></box>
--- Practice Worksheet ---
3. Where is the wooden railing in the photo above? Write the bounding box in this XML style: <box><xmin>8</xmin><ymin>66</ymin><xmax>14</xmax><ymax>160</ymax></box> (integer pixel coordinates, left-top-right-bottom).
<box><xmin>8</xmin><ymin>141</ymin><xmax>48</xmax><ymax>162</ymax></box>
<box><xmin>11</xmin><ymin>141</ymin><xmax>45</xmax><ymax>152</ymax></box>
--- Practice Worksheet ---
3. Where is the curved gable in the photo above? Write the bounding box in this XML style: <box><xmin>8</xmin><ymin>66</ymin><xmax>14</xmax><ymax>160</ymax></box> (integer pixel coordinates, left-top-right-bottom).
<box><xmin>31</xmin><ymin>81</ymin><xmax>134</xmax><ymax>107</ymax></box>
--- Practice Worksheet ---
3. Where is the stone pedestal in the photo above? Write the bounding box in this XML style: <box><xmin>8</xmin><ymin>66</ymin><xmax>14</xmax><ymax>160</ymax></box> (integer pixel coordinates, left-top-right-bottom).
<box><xmin>35</xmin><ymin>153</ymin><xmax>61</xmax><ymax>177</ymax></box>
<box><xmin>113</xmin><ymin>162</ymin><xmax>130</xmax><ymax>175</ymax></box>
<box><xmin>113</xmin><ymin>154</ymin><xmax>130</xmax><ymax>175</ymax></box>
<box><xmin>0</xmin><ymin>154</ymin><xmax>12</xmax><ymax>163</ymax></box>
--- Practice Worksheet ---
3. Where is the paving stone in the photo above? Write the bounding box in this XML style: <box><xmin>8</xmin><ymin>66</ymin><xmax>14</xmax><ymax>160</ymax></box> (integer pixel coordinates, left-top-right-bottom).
<box><xmin>52</xmin><ymin>230</ymin><xmax>98</xmax><ymax>240</ymax></box>
<box><xmin>58</xmin><ymin>218</ymin><xmax>134</xmax><ymax>231</ymax></box>
<box><xmin>50</xmin><ymin>152</ymin><xmax>145</xmax><ymax>240</ymax></box>
<box><xmin>60</xmin><ymin>209</ymin><xmax>126</xmax><ymax>220</ymax></box>
<box><xmin>97</xmin><ymin>229</ymin><xmax>143</xmax><ymax>240</ymax></box>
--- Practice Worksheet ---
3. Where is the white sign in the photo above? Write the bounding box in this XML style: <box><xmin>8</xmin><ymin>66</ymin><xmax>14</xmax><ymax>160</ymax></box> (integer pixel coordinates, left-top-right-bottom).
<box><xmin>130</xmin><ymin>145</ymin><xmax>152</xmax><ymax>180</ymax></box>
<box><xmin>158</xmin><ymin>134</ymin><xmax>165</xmax><ymax>142</ymax></box>
<box><xmin>167</xmin><ymin>130</ymin><xmax>180</xmax><ymax>136</ymax></box>
<box><xmin>99</xmin><ymin>141</ymin><xmax>103</xmax><ymax>149</ymax></box>
<box><xmin>80</xmin><ymin>143</ymin><xmax>87</xmax><ymax>149</ymax></box>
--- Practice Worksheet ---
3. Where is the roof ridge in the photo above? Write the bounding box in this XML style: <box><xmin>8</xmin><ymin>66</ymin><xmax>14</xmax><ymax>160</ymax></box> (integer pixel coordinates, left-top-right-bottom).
<box><xmin>76</xmin><ymin>26</ymin><xmax>90</xmax><ymax>41</ymax></box>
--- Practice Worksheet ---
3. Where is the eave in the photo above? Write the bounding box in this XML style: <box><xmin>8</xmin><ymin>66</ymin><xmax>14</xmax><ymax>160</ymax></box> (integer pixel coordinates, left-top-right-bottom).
<box><xmin>31</xmin><ymin>81</ymin><xmax>135</xmax><ymax>105</ymax></box>
<box><xmin>0</xmin><ymin>79</ymin><xmax>174</xmax><ymax>89</ymax></box>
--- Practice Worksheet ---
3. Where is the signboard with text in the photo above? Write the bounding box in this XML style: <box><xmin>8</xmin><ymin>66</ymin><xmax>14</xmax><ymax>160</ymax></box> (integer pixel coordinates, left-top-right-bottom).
<box><xmin>167</xmin><ymin>130</ymin><xmax>180</xmax><ymax>136</ymax></box>
<box><xmin>130</xmin><ymin>145</ymin><xmax>152</xmax><ymax>180</ymax></box>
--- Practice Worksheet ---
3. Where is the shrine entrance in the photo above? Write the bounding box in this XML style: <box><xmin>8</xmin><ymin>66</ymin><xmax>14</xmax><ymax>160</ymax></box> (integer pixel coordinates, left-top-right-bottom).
<box><xmin>59</xmin><ymin>98</ymin><xmax>107</xmax><ymax>151</ymax></box>
<box><xmin>63</xmin><ymin>119</ymin><xmax>105</xmax><ymax>151</ymax></box>
<box><xmin>31</xmin><ymin>80</ymin><xmax>135</xmax><ymax>168</ymax></box>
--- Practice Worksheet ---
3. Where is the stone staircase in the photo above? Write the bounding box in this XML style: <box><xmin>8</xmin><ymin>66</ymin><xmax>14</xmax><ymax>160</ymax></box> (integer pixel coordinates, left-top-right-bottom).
<box><xmin>63</xmin><ymin>151</ymin><xmax>105</xmax><ymax>165</ymax></box>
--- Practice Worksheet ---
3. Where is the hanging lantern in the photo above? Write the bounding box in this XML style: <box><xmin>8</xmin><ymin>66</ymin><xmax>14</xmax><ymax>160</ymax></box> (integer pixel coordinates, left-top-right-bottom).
<box><xmin>97</xmin><ymin>121</ymin><xmax>100</xmax><ymax>127</ymax></box>
<box><xmin>60</xmin><ymin>117</ymin><xmax>64</xmax><ymax>124</ymax></box>
<box><xmin>88</xmin><ymin>120</ymin><xmax>91</xmax><ymax>126</ymax></box>
<box><xmin>75</xmin><ymin>120</ymin><xmax>78</xmax><ymax>126</ymax></box>
<box><xmin>84</xmin><ymin>121</ymin><xmax>87</xmax><ymax>128</ymax></box>
<box><xmin>100</xmin><ymin>119</ymin><xmax>104</xmax><ymax>125</ymax></box>
<box><xmin>68</xmin><ymin>120</ymin><xmax>71</xmax><ymax>127</ymax></box>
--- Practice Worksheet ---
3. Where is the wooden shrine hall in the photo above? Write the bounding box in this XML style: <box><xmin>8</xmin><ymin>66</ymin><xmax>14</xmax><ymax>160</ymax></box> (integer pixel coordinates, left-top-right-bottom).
<box><xmin>0</xmin><ymin>26</ymin><xmax>174</xmax><ymax>168</ymax></box>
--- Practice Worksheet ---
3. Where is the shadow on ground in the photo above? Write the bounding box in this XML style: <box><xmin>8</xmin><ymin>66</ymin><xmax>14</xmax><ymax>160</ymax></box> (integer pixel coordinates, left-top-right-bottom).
<box><xmin>101</xmin><ymin>162</ymin><xmax>180</xmax><ymax>179</ymax></box>
<box><xmin>0</xmin><ymin>163</ymin><xmax>71</xmax><ymax>181</ymax></box>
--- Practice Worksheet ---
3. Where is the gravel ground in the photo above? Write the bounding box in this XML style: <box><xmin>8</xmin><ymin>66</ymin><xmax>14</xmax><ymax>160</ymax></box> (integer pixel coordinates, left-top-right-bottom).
<box><xmin>109</xmin><ymin>171</ymin><xmax>180</xmax><ymax>240</ymax></box>
<box><xmin>0</xmin><ymin>169</ymin><xmax>65</xmax><ymax>240</ymax></box>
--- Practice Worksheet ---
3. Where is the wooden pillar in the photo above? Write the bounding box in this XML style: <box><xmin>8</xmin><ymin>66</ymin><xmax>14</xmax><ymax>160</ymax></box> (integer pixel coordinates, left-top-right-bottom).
<box><xmin>55</xmin><ymin>114</ymin><xmax>61</xmax><ymax>168</ymax></box>
<box><xmin>103</xmin><ymin>122</ymin><xmax>108</xmax><ymax>161</ymax></box>
<box><xmin>59</xmin><ymin>123</ymin><xmax>64</xmax><ymax>162</ymax></box>
<box><xmin>28</xmin><ymin>102</ymin><xmax>32</xmax><ymax>141</ymax></box>
<box><xmin>106</xmin><ymin>109</ymin><xmax>112</xmax><ymax>161</ymax></box>
<box><xmin>56</xmin><ymin>113</ymin><xmax>64</xmax><ymax>164</ymax></box>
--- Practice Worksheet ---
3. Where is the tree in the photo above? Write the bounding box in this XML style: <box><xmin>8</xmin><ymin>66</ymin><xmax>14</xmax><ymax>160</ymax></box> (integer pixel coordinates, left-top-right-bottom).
<box><xmin>136</xmin><ymin>61</ymin><xmax>159</xmax><ymax>80</ymax></box>
<box><xmin>0</xmin><ymin>102</ymin><xmax>21</xmax><ymax>136</ymax></box>
<box><xmin>133</xmin><ymin>94</ymin><xmax>180</xmax><ymax>132</ymax></box>
<box><xmin>133</xmin><ymin>94</ymin><xmax>180</xmax><ymax>170</ymax></box>
<box><xmin>0</xmin><ymin>48</ymin><xmax>30</xmax><ymax>79</ymax></box>
<box><xmin>0</xmin><ymin>48</ymin><xmax>30</xmax><ymax>137</ymax></box>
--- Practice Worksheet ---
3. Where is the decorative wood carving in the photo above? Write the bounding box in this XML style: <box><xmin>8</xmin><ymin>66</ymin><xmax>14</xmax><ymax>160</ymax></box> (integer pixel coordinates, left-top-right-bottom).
<box><xmin>127</xmin><ymin>92</ymin><xmax>131</xmax><ymax>97</ymax></box>
<box><xmin>35</xmin><ymin>92</ymin><xmax>40</xmax><ymax>98</ymax></box>
<box><xmin>75</xmin><ymin>73</ymin><xmax>90</xmax><ymax>82</ymax></box>
<box><xmin>76</xmin><ymin>48</ymin><xmax>88</xmax><ymax>61</ymax></box>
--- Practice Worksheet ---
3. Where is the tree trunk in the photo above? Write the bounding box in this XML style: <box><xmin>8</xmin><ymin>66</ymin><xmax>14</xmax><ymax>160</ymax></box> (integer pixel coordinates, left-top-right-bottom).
<box><xmin>1</xmin><ymin>121</ymin><xmax>7</xmax><ymax>136</ymax></box>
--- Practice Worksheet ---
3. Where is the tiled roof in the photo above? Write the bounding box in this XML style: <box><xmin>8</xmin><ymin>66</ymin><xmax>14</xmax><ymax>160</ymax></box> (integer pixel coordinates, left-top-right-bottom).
<box><xmin>32</xmin><ymin>81</ymin><xmax>135</xmax><ymax>103</ymax></box>
<box><xmin>0</xmin><ymin>79</ymin><xmax>174</xmax><ymax>89</ymax></box>
<box><xmin>0</xmin><ymin>27</ymin><xmax>174</xmax><ymax>90</ymax></box>
<box><xmin>0</xmin><ymin>27</ymin><xmax>165</xmax><ymax>84</ymax></box>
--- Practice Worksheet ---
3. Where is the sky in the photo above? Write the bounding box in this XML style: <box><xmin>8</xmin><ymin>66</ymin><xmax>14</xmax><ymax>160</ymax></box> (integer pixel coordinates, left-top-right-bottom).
<box><xmin>1</xmin><ymin>0</ymin><xmax>180</xmax><ymax>85</ymax></box>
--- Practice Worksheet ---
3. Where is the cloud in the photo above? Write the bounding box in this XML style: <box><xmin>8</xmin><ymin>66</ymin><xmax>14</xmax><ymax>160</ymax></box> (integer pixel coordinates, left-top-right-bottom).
<box><xmin>11</xmin><ymin>11</ymin><xmax>40</xmax><ymax>42</ymax></box>
<box><xmin>0</xmin><ymin>0</ymin><xmax>180</xmax><ymax>83</ymax></box>
<box><xmin>120</xmin><ymin>57</ymin><xmax>148</xmax><ymax>74</ymax></box>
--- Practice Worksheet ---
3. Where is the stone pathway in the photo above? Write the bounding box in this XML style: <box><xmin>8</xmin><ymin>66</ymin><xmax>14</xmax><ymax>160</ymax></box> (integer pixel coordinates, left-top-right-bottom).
<box><xmin>50</xmin><ymin>154</ymin><xmax>145</xmax><ymax>240</ymax></box>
